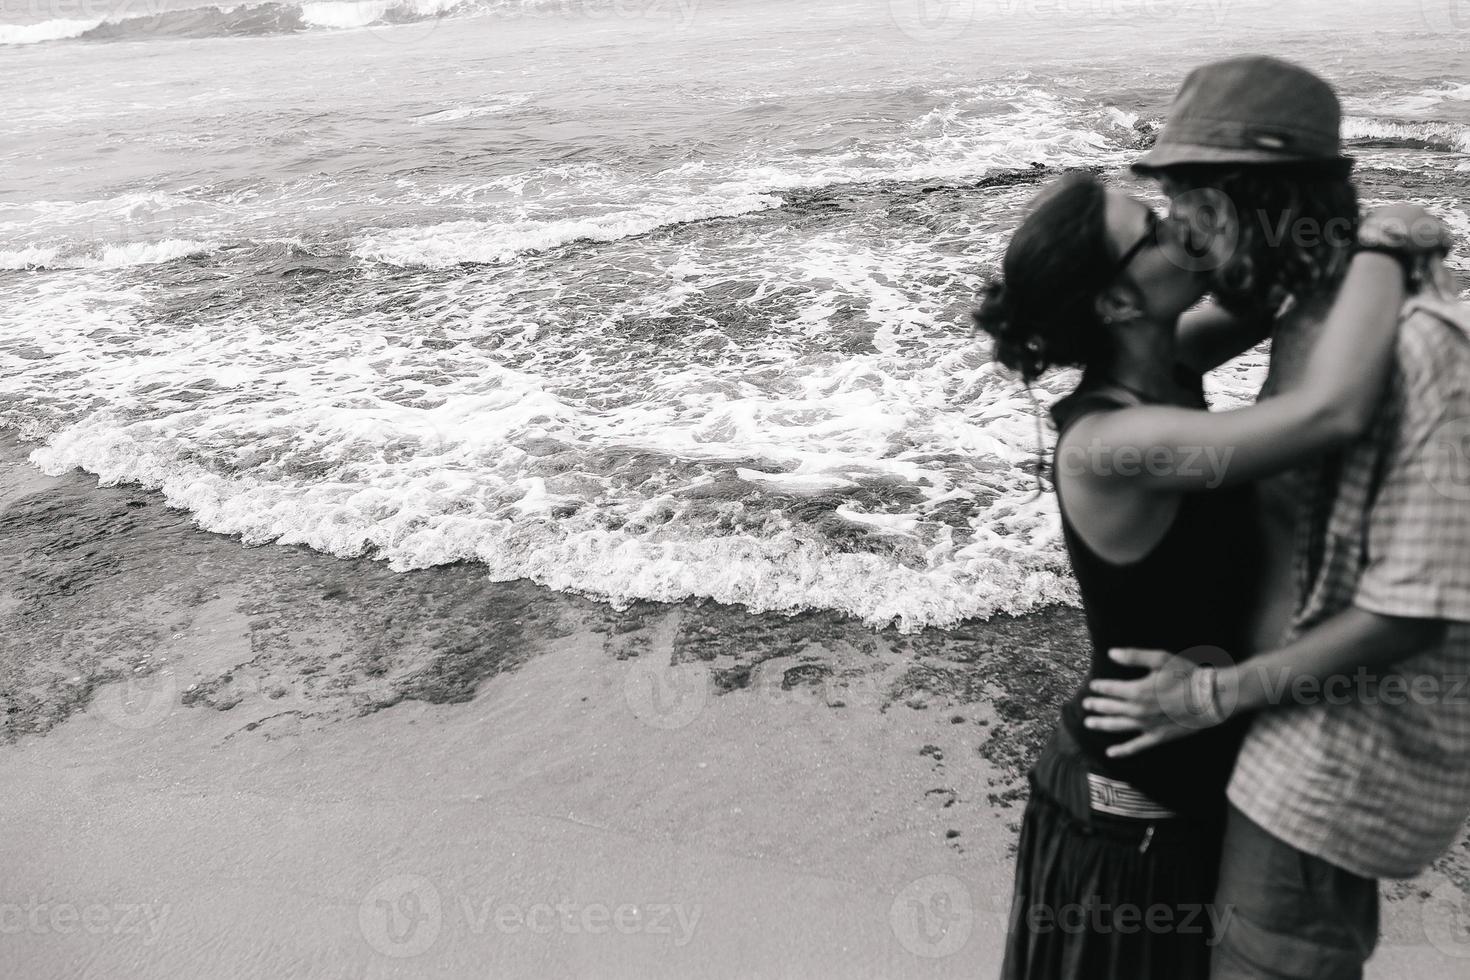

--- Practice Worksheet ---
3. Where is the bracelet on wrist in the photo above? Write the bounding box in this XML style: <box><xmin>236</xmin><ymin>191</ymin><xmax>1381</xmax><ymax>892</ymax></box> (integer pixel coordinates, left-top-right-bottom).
<box><xmin>1188</xmin><ymin>666</ymin><xmax>1227</xmax><ymax>728</ymax></box>
<box><xmin>1352</xmin><ymin>244</ymin><xmax>1415</xmax><ymax>290</ymax></box>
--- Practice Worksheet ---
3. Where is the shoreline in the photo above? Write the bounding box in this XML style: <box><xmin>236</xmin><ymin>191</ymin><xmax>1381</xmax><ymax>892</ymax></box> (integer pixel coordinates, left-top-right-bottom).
<box><xmin>1</xmin><ymin>435</ymin><xmax>1465</xmax><ymax>977</ymax></box>
<box><xmin>0</xmin><ymin>433</ymin><xmax>1087</xmax><ymax>776</ymax></box>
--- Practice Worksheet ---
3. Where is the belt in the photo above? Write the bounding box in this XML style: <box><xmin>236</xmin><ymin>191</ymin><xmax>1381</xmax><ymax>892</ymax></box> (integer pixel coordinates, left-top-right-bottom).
<box><xmin>1086</xmin><ymin>772</ymin><xmax>1179</xmax><ymax>820</ymax></box>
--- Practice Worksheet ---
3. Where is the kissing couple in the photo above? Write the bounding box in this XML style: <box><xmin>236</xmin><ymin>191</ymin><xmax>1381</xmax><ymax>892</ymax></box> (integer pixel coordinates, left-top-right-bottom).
<box><xmin>978</xmin><ymin>56</ymin><xmax>1470</xmax><ymax>980</ymax></box>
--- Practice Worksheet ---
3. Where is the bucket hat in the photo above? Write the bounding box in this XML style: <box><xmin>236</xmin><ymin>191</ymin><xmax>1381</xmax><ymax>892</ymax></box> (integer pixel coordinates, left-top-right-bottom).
<box><xmin>1133</xmin><ymin>56</ymin><xmax>1352</xmax><ymax>172</ymax></box>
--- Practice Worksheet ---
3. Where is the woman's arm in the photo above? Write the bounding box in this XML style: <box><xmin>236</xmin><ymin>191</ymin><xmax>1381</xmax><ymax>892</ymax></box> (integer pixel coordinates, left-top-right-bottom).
<box><xmin>1073</xmin><ymin>204</ymin><xmax>1448</xmax><ymax>493</ymax></box>
<box><xmin>1174</xmin><ymin>300</ymin><xmax>1271</xmax><ymax>374</ymax></box>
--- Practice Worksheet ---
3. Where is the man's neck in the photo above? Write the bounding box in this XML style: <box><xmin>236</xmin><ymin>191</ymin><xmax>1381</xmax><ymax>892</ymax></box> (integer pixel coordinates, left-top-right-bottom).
<box><xmin>1263</xmin><ymin>292</ymin><xmax>1334</xmax><ymax>394</ymax></box>
<box><xmin>1247</xmin><ymin>289</ymin><xmax>1339</xmax><ymax>652</ymax></box>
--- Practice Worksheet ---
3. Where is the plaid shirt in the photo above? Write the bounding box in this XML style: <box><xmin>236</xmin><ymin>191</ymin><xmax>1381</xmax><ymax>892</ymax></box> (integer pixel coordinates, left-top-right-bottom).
<box><xmin>1228</xmin><ymin>289</ymin><xmax>1470</xmax><ymax>880</ymax></box>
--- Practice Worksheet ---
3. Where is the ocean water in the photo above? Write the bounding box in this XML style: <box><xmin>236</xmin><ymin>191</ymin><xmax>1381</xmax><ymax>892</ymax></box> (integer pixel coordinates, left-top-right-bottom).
<box><xmin>2</xmin><ymin>0</ymin><xmax>1467</xmax><ymax>629</ymax></box>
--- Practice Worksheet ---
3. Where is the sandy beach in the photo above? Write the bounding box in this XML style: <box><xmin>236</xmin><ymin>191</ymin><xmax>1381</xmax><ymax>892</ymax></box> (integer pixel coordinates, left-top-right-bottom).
<box><xmin>4</xmin><ymin>3</ymin><xmax>1470</xmax><ymax>976</ymax></box>
<box><xmin>1</xmin><ymin>434</ymin><xmax>1465</xmax><ymax>978</ymax></box>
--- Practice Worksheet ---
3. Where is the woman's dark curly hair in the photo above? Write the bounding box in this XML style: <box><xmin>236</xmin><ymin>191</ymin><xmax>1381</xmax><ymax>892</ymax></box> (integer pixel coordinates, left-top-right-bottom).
<box><xmin>1162</xmin><ymin>161</ymin><xmax>1358</xmax><ymax>318</ymax></box>
<box><xmin>972</xmin><ymin>172</ymin><xmax>1118</xmax><ymax>384</ymax></box>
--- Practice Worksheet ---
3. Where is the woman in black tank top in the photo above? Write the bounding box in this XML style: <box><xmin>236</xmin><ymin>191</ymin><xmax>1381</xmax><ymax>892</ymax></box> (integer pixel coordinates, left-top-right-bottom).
<box><xmin>972</xmin><ymin>173</ymin><xmax>1410</xmax><ymax>980</ymax></box>
<box><xmin>1053</xmin><ymin>382</ymin><xmax>1259</xmax><ymax>820</ymax></box>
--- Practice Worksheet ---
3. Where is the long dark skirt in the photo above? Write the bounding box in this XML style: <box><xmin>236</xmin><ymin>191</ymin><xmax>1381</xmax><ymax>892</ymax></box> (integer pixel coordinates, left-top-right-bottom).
<box><xmin>1000</xmin><ymin>726</ymin><xmax>1226</xmax><ymax>980</ymax></box>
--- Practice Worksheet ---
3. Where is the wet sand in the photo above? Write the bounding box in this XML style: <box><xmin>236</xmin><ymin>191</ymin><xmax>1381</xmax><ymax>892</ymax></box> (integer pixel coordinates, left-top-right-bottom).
<box><xmin>1</xmin><ymin>434</ymin><xmax>1465</xmax><ymax>978</ymax></box>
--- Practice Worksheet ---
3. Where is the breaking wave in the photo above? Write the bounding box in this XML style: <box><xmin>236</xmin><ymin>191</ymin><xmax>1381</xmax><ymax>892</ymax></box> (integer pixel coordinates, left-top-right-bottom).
<box><xmin>1345</xmin><ymin>116</ymin><xmax>1470</xmax><ymax>153</ymax></box>
<box><xmin>0</xmin><ymin>0</ymin><xmax>506</xmax><ymax>45</ymax></box>
<box><xmin>0</xmin><ymin>239</ymin><xmax>213</xmax><ymax>270</ymax></box>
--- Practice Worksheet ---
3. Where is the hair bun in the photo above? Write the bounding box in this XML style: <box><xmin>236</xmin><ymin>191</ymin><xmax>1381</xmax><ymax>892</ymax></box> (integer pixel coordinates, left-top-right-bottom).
<box><xmin>971</xmin><ymin>278</ymin><xmax>1011</xmax><ymax>343</ymax></box>
<box><xmin>972</xmin><ymin>277</ymin><xmax>1046</xmax><ymax>382</ymax></box>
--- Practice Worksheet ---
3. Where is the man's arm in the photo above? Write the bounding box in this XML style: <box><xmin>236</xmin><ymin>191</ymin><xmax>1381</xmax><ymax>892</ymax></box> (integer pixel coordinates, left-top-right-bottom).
<box><xmin>1082</xmin><ymin>609</ymin><xmax>1446</xmax><ymax>757</ymax></box>
<box><xmin>1086</xmin><ymin>305</ymin><xmax>1470</xmax><ymax>755</ymax></box>
<box><xmin>1175</xmin><ymin>202</ymin><xmax>1453</xmax><ymax>375</ymax></box>
<box><xmin>1229</xmin><ymin>608</ymin><xmax>1445</xmax><ymax>712</ymax></box>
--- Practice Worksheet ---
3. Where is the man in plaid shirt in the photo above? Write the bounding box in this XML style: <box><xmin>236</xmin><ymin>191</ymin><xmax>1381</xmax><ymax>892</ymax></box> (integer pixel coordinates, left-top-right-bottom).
<box><xmin>1214</xmin><ymin>285</ymin><xmax>1470</xmax><ymax>976</ymax></box>
<box><xmin>1083</xmin><ymin>57</ymin><xmax>1470</xmax><ymax>979</ymax></box>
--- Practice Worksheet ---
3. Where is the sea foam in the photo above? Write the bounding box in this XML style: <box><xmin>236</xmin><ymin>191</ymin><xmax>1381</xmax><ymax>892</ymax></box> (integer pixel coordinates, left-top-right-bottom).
<box><xmin>1345</xmin><ymin>116</ymin><xmax>1470</xmax><ymax>152</ymax></box>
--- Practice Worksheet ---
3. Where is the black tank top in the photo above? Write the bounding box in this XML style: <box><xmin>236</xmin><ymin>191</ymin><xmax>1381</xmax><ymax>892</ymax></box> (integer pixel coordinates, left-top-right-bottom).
<box><xmin>1051</xmin><ymin>381</ymin><xmax>1261</xmax><ymax>820</ymax></box>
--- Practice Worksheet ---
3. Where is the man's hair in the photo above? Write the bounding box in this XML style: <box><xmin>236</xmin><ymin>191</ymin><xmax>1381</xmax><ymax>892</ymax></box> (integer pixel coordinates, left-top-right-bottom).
<box><xmin>1162</xmin><ymin>162</ymin><xmax>1358</xmax><ymax>318</ymax></box>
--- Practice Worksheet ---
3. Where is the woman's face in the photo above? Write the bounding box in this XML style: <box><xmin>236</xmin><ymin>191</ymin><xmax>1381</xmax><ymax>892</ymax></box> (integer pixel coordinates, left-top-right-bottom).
<box><xmin>1101</xmin><ymin>190</ymin><xmax>1208</xmax><ymax>321</ymax></box>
